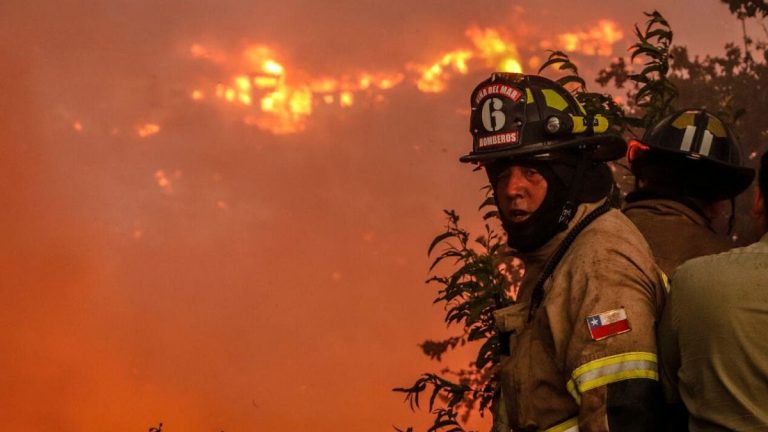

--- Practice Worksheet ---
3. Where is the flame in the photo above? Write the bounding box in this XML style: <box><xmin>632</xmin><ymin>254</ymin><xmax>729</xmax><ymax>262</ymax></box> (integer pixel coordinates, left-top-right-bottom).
<box><xmin>137</xmin><ymin>123</ymin><xmax>161</xmax><ymax>138</ymax></box>
<box><xmin>339</xmin><ymin>91</ymin><xmax>354</xmax><ymax>108</ymax></box>
<box><xmin>262</xmin><ymin>59</ymin><xmax>285</xmax><ymax>76</ymax></box>
<box><xmin>410</xmin><ymin>26</ymin><xmax>522</xmax><ymax>93</ymax></box>
<box><xmin>411</xmin><ymin>50</ymin><xmax>473</xmax><ymax>93</ymax></box>
<box><xmin>73</xmin><ymin>121</ymin><xmax>83</xmax><ymax>132</ymax></box>
<box><xmin>551</xmin><ymin>20</ymin><xmax>624</xmax><ymax>56</ymax></box>
<box><xmin>190</xmin><ymin>42</ymin><xmax>406</xmax><ymax>134</ymax></box>
<box><xmin>185</xmin><ymin>21</ymin><xmax>629</xmax><ymax>135</ymax></box>
<box><xmin>466</xmin><ymin>27</ymin><xmax>522</xmax><ymax>72</ymax></box>
<box><xmin>190</xmin><ymin>33</ymin><xmax>517</xmax><ymax>132</ymax></box>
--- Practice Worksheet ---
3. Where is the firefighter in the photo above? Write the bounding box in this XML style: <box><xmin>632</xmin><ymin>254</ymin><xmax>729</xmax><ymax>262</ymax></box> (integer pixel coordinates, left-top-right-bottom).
<box><xmin>460</xmin><ymin>73</ymin><xmax>667</xmax><ymax>431</ymax></box>
<box><xmin>623</xmin><ymin>109</ymin><xmax>756</xmax><ymax>275</ymax></box>
<box><xmin>658</xmin><ymin>150</ymin><xmax>768</xmax><ymax>430</ymax></box>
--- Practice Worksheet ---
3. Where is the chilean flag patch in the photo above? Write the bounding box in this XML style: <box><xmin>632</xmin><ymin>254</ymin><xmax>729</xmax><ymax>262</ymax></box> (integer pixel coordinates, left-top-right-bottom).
<box><xmin>587</xmin><ymin>308</ymin><xmax>631</xmax><ymax>341</ymax></box>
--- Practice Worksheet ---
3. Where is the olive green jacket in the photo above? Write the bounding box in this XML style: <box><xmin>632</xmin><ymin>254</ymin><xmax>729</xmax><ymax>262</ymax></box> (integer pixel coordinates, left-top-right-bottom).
<box><xmin>659</xmin><ymin>234</ymin><xmax>768</xmax><ymax>431</ymax></box>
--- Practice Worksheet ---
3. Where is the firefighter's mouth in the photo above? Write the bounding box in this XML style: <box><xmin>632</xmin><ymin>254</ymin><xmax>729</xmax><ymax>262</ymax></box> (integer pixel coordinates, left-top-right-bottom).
<box><xmin>506</xmin><ymin>209</ymin><xmax>531</xmax><ymax>223</ymax></box>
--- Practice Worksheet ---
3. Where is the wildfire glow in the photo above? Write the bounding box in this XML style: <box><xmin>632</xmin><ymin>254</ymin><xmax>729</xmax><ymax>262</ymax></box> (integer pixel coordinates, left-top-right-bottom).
<box><xmin>411</xmin><ymin>50</ymin><xmax>473</xmax><ymax>93</ymax></box>
<box><xmin>190</xmin><ymin>43</ymin><xmax>227</xmax><ymax>63</ymax></box>
<box><xmin>467</xmin><ymin>27</ymin><xmax>523</xmax><ymax>72</ymax></box>
<box><xmin>411</xmin><ymin>26</ymin><xmax>522</xmax><ymax>93</ymax></box>
<box><xmin>262</xmin><ymin>59</ymin><xmax>285</xmax><ymax>76</ymax></box>
<box><xmin>137</xmin><ymin>123</ymin><xmax>161</xmax><ymax>138</ymax></box>
<box><xmin>186</xmin><ymin>20</ymin><xmax>620</xmax><ymax>135</ymax></box>
<box><xmin>190</xmin><ymin>42</ymin><xmax>406</xmax><ymax>134</ymax></box>
<box><xmin>339</xmin><ymin>92</ymin><xmax>354</xmax><ymax>108</ymax></box>
<box><xmin>548</xmin><ymin>19</ymin><xmax>624</xmax><ymax>56</ymax></box>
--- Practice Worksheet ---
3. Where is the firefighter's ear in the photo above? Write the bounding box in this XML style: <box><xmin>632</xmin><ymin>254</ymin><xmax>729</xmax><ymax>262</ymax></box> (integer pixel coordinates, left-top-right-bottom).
<box><xmin>752</xmin><ymin>186</ymin><xmax>765</xmax><ymax>219</ymax></box>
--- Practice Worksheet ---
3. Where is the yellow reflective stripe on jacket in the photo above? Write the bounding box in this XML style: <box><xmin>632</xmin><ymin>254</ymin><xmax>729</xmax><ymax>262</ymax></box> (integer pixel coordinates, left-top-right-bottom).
<box><xmin>661</xmin><ymin>271</ymin><xmax>671</xmax><ymax>293</ymax></box>
<box><xmin>567</xmin><ymin>352</ymin><xmax>658</xmax><ymax>403</ymax></box>
<box><xmin>544</xmin><ymin>416</ymin><xmax>578</xmax><ymax>432</ymax></box>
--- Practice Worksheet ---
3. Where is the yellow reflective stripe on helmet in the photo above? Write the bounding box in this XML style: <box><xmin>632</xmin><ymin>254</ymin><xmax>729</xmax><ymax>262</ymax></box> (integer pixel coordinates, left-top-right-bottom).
<box><xmin>671</xmin><ymin>111</ymin><xmax>696</xmax><ymax>129</ymax></box>
<box><xmin>566</xmin><ymin>352</ymin><xmax>659</xmax><ymax>403</ymax></box>
<box><xmin>707</xmin><ymin>114</ymin><xmax>727</xmax><ymax>137</ymax></box>
<box><xmin>544</xmin><ymin>416</ymin><xmax>579</xmax><ymax>432</ymax></box>
<box><xmin>571</xmin><ymin>115</ymin><xmax>609</xmax><ymax>134</ymax></box>
<box><xmin>526</xmin><ymin>88</ymin><xmax>535</xmax><ymax>104</ymax></box>
<box><xmin>542</xmin><ymin>89</ymin><xmax>569</xmax><ymax>111</ymax></box>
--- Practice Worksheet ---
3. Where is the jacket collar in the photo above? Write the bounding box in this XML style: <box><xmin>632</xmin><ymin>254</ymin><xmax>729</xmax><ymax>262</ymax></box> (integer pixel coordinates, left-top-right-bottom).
<box><xmin>623</xmin><ymin>193</ymin><xmax>714</xmax><ymax>230</ymax></box>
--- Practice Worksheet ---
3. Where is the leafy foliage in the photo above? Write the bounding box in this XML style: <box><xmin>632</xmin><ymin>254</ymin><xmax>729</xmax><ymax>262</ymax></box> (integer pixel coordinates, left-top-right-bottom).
<box><xmin>721</xmin><ymin>0</ymin><xmax>768</xmax><ymax>18</ymax></box>
<box><xmin>627</xmin><ymin>11</ymin><xmax>678</xmax><ymax>127</ymax></box>
<box><xmin>597</xmin><ymin>10</ymin><xmax>768</xmax><ymax>240</ymax></box>
<box><xmin>394</xmin><ymin>196</ymin><xmax>521</xmax><ymax>431</ymax></box>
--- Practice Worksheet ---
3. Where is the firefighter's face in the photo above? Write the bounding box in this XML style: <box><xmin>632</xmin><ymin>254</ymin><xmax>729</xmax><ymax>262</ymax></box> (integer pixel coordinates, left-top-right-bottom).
<box><xmin>494</xmin><ymin>165</ymin><xmax>548</xmax><ymax>223</ymax></box>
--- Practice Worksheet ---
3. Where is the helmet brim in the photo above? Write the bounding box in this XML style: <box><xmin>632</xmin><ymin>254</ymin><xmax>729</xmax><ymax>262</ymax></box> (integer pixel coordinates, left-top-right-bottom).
<box><xmin>459</xmin><ymin>134</ymin><xmax>626</xmax><ymax>164</ymax></box>
<box><xmin>631</xmin><ymin>149</ymin><xmax>756</xmax><ymax>200</ymax></box>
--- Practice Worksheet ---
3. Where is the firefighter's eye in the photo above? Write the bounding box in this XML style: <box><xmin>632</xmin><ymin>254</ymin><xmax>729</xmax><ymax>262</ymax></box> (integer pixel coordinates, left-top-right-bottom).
<box><xmin>522</xmin><ymin>167</ymin><xmax>541</xmax><ymax>179</ymax></box>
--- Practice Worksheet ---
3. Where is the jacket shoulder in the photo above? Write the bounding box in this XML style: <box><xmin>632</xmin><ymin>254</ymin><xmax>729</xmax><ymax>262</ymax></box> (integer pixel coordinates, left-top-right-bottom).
<box><xmin>574</xmin><ymin>208</ymin><xmax>655</xmax><ymax>255</ymax></box>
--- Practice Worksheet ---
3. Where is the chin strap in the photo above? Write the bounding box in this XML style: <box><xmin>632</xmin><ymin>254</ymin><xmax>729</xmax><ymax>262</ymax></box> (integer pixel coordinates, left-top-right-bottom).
<box><xmin>557</xmin><ymin>145</ymin><xmax>593</xmax><ymax>231</ymax></box>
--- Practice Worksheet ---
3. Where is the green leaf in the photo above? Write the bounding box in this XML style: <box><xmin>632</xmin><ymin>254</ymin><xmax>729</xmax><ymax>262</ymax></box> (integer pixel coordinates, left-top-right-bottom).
<box><xmin>478</xmin><ymin>196</ymin><xmax>495</xmax><ymax>210</ymax></box>
<box><xmin>556</xmin><ymin>75</ymin><xmax>586</xmax><ymax>89</ymax></box>
<box><xmin>538</xmin><ymin>57</ymin><xmax>568</xmax><ymax>73</ymax></box>
<box><xmin>428</xmin><ymin>232</ymin><xmax>455</xmax><ymax>256</ymax></box>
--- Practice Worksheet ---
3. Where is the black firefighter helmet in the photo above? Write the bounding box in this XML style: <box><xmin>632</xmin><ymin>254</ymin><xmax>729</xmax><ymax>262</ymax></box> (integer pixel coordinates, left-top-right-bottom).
<box><xmin>460</xmin><ymin>73</ymin><xmax>626</xmax><ymax>164</ymax></box>
<box><xmin>628</xmin><ymin>109</ymin><xmax>755</xmax><ymax>201</ymax></box>
<box><xmin>459</xmin><ymin>73</ymin><xmax>625</xmax><ymax>252</ymax></box>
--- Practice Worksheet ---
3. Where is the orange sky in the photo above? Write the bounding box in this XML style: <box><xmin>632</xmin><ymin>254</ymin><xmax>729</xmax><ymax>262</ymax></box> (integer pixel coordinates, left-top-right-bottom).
<box><xmin>0</xmin><ymin>1</ymin><xmax>756</xmax><ymax>431</ymax></box>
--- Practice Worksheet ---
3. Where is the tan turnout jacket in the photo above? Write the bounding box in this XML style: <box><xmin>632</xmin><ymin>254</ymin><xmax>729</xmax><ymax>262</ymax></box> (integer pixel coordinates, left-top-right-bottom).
<box><xmin>493</xmin><ymin>200</ymin><xmax>667</xmax><ymax>431</ymax></box>
<box><xmin>622</xmin><ymin>198</ymin><xmax>731</xmax><ymax>276</ymax></box>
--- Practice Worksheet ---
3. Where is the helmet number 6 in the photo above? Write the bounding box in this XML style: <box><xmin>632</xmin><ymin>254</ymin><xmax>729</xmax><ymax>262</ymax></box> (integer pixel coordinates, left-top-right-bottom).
<box><xmin>481</xmin><ymin>98</ymin><xmax>506</xmax><ymax>132</ymax></box>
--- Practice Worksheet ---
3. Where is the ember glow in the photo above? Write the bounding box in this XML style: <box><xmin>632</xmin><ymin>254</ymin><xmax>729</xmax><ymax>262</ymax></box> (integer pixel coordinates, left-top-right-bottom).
<box><xmin>137</xmin><ymin>123</ymin><xmax>161</xmax><ymax>138</ymax></box>
<box><xmin>154</xmin><ymin>169</ymin><xmax>181</xmax><ymax>194</ymax></box>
